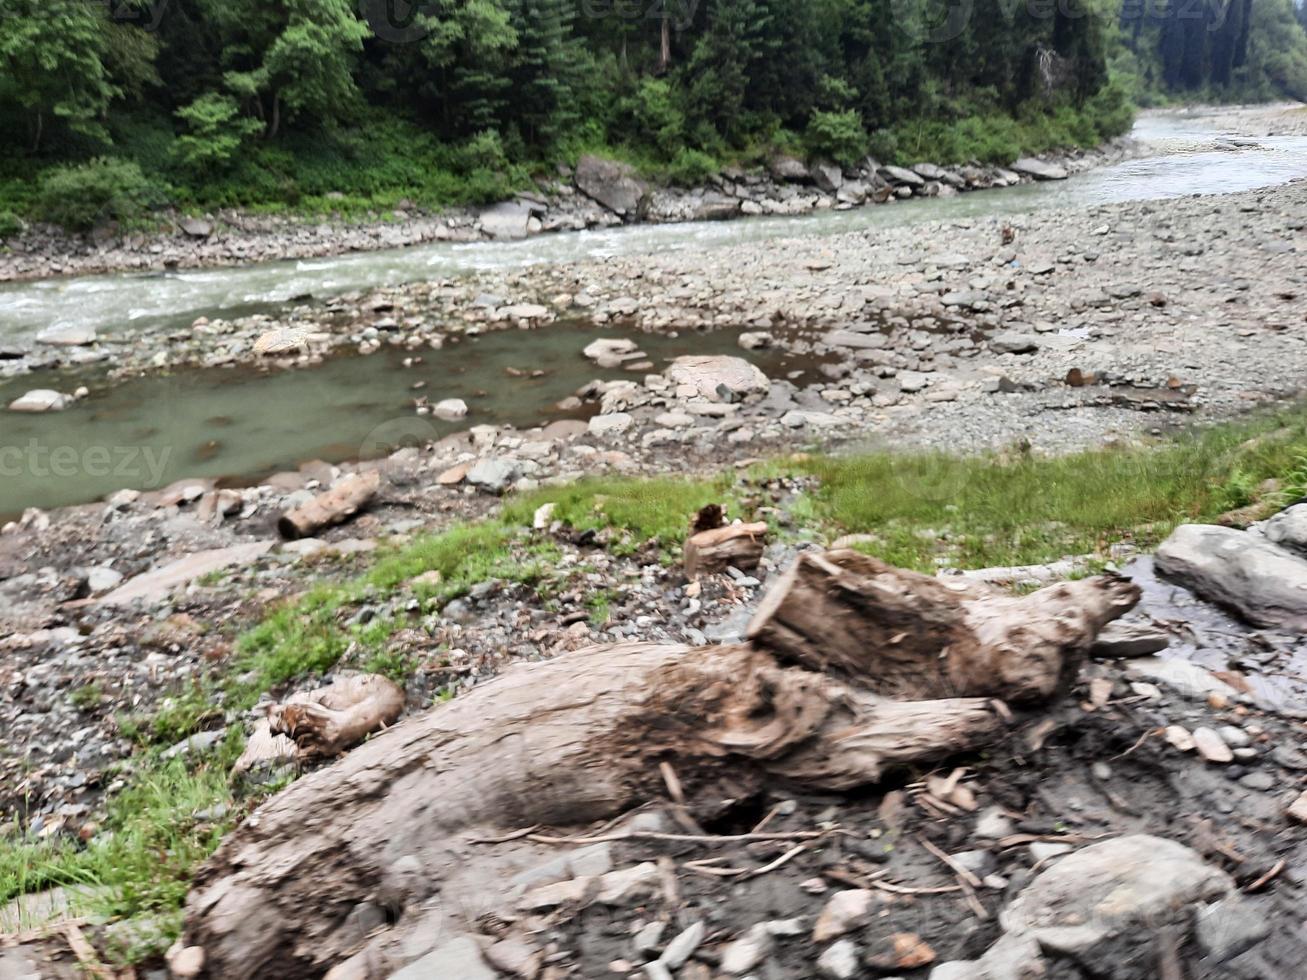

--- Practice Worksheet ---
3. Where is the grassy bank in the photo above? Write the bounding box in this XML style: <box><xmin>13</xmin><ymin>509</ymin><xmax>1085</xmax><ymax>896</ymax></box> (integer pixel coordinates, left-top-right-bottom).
<box><xmin>4</xmin><ymin>404</ymin><xmax>1306</xmax><ymax>961</ymax></box>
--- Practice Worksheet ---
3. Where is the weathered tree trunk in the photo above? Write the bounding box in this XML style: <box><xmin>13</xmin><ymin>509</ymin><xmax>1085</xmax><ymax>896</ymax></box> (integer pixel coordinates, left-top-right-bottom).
<box><xmin>180</xmin><ymin>559</ymin><xmax>1139</xmax><ymax>979</ymax></box>
<box><xmin>683</xmin><ymin>521</ymin><xmax>768</xmax><ymax>579</ymax></box>
<box><xmin>747</xmin><ymin>550</ymin><xmax>1138</xmax><ymax>703</ymax></box>
<box><xmin>278</xmin><ymin>471</ymin><xmax>381</xmax><ymax>540</ymax></box>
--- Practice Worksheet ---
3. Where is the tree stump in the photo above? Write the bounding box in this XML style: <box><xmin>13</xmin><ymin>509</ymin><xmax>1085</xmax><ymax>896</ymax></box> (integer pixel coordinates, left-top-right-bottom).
<box><xmin>684</xmin><ymin>522</ymin><xmax>768</xmax><ymax>579</ymax></box>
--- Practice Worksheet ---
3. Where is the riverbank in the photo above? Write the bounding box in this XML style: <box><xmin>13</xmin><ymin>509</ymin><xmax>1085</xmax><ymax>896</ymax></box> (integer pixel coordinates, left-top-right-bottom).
<box><xmin>0</xmin><ymin>141</ymin><xmax>1136</xmax><ymax>284</ymax></box>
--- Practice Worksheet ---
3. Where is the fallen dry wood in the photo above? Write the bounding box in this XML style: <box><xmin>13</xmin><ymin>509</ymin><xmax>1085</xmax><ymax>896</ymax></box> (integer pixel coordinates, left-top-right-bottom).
<box><xmin>747</xmin><ymin>550</ymin><xmax>1138</xmax><ymax>703</ymax></box>
<box><xmin>277</xmin><ymin>471</ymin><xmax>381</xmax><ymax>540</ymax></box>
<box><xmin>181</xmin><ymin>555</ymin><xmax>1137</xmax><ymax>979</ymax></box>
<box><xmin>683</xmin><ymin>521</ymin><xmax>768</xmax><ymax>579</ymax></box>
<box><xmin>233</xmin><ymin>673</ymin><xmax>405</xmax><ymax>775</ymax></box>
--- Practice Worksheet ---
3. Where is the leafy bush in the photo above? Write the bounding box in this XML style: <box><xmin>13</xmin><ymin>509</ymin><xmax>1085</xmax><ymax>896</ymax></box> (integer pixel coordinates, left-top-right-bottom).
<box><xmin>666</xmin><ymin>147</ymin><xmax>719</xmax><ymax>187</ymax></box>
<box><xmin>0</xmin><ymin>210</ymin><xmax>23</xmax><ymax>239</ymax></box>
<box><xmin>34</xmin><ymin>158</ymin><xmax>168</xmax><ymax>231</ymax></box>
<box><xmin>172</xmin><ymin>94</ymin><xmax>262</xmax><ymax>173</ymax></box>
<box><xmin>804</xmin><ymin>110</ymin><xmax>867</xmax><ymax>166</ymax></box>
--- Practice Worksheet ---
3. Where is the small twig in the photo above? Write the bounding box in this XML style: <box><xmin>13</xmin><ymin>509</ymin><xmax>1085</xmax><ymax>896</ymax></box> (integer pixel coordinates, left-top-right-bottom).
<box><xmin>1244</xmin><ymin>858</ymin><xmax>1286</xmax><ymax>893</ymax></box>
<box><xmin>918</xmin><ymin>835</ymin><xmax>983</xmax><ymax>889</ymax></box>
<box><xmin>750</xmin><ymin>802</ymin><xmax>786</xmax><ymax>834</ymax></box>
<box><xmin>659</xmin><ymin>761</ymin><xmax>685</xmax><ymax>805</ymax></box>
<box><xmin>870</xmin><ymin>880</ymin><xmax>964</xmax><ymax>896</ymax></box>
<box><xmin>1113</xmin><ymin>728</ymin><xmax>1157</xmax><ymax>760</ymax></box>
<box><xmin>465</xmin><ymin>824</ymin><xmax>541</xmax><ymax>844</ymax></box>
<box><xmin>956</xmin><ymin>874</ymin><xmax>990</xmax><ymax>920</ymax></box>
<box><xmin>65</xmin><ymin>924</ymin><xmax>113</xmax><ymax>980</ymax></box>
<box><xmin>745</xmin><ymin>843</ymin><xmax>809</xmax><ymax>880</ymax></box>
<box><xmin>523</xmin><ymin>829</ymin><xmax>829</xmax><ymax>846</ymax></box>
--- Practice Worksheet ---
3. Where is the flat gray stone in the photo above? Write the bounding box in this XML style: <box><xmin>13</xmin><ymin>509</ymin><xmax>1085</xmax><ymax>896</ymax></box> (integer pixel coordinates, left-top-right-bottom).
<box><xmin>478</xmin><ymin>201</ymin><xmax>533</xmax><ymax>240</ymax></box>
<box><xmin>1263</xmin><ymin>504</ymin><xmax>1307</xmax><ymax>557</ymax></box>
<box><xmin>390</xmin><ymin>936</ymin><xmax>496</xmax><ymax>980</ymax></box>
<box><xmin>1000</xmin><ymin>835</ymin><xmax>1232</xmax><ymax>966</ymax></box>
<box><xmin>1011</xmin><ymin>157</ymin><xmax>1068</xmax><ymax>180</ymax></box>
<box><xmin>1194</xmin><ymin>897</ymin><xmax>1271</xmax><ymax>963</ymax></box>
<box><xmin>99</xmin><ymin>541</ymin><xmax>274</xmax><ymax>605</ymax></box>
<box><xmin>1156</xmin><ymin>523</ymin><xmax>1307</xmax><ymax>629</ymax></box>
<box><xmin>879</xmin><ymin>165</ymin><xmax>925</xmax><ymax>187</ymax></box>
<box><xmin>7</xmin><ymin>389</ymin><xmax>69</xmax><ymax>413</ymax></box>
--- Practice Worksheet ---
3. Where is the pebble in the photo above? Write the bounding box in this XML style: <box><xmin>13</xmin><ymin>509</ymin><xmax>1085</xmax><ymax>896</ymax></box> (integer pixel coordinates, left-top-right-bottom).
<box><xmin>1193</xmin><ymin>727</ymin><xmax>1234</xmax><ymax>764</ymax></box>
<box><xmin>816</xmin><ymin>940</ymin><xmax>859</xmax><ymax>979</ymax></box>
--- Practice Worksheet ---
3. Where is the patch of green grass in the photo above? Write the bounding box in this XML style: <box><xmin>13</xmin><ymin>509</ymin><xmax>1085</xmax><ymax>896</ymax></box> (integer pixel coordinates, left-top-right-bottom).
<box><xmin>510</xmin><ymin>473</ymin><xmax>740</xmax><ymax>556</ymax></box>
<box><xmin>798</xmin><ymin>408</ymin><xmax>1307</xmax><ymax>571</ymax></box>
<box><xmin>69</xmin><ymin>683</ymin><xmax>104</xmax><ymax>711</ymax></box>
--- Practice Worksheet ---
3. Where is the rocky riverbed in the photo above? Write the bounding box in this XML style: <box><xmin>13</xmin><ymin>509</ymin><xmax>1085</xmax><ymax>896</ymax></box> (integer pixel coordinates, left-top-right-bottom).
<box><xmin>2</xmin><ymin>124</ymin><xmax>1306</xmax><ymax>979</ymax></box>
<box><xmin>0</xmin><ymin>143</ymin><xmax>1133</xmax><ymax>284</ymax></box>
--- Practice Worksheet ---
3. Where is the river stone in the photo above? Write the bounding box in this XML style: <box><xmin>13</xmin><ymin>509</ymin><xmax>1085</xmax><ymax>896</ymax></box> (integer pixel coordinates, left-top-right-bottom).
<box><xmin>913</xmin><ymin>162</ymin><xmax>946</xmax><ymax>180</ymax></box>
<box><xmin>1090</xmin><ymin>621</ymin><xmax>1170</xmax><ymax>658</ymax></box>
<box><xmin>1192</xmin><ymin>727</ymin><xmax>1233</xmax><ymax>764</ymax></box>
<box><xmin>179</xmin><ymin>217</ymin><xmax>213</xmax><ymax>238</ymax></box>
<box><xmin>575</xmin><ymin>155</ymin><xmax>648</xmax><ymax>217</ymax></box>
<box><xmin>816</xmin><ymin>939</ymin><xmax>859</xmax><ymax>979</ymax></box>
<box><xmin>813</xmin><ymin>889</ymin><xmax>874</xmax><ymax>942</ymax></box>
<box><xmin>878</xmin><ymin>165</ymin><xmax>925</xmax><ymax>187</ymax></box>
<box><xmin>989</xmin><ymin>331</ymin><xmax>1040</xmax><ymax>354</ymax></box>
<box><xmin>768</xmin><ymin>155</ymin><xmax>810</xmax><ymax>182</ymax></box>
<box><xmin>1262</xmin><ymin>504</ymin><xmax>1307</xmax><ymax>556</ymax></box>
<box><xmin>665</xmin><ymin>355</ymin><xmax>769</xmax><ymax>402</ymax></box>
<box><xmin>1194</xmin><ymin>897</ymin><xmax>1271</xmax><ymax>963</ymax></box>
<box><xmin>1011</xmin><ymin>157</ymin><xmax>1068</xmax><ymax>181</ymax></box>
<box><xmin>252</xmin><ymin>328</ymin><xmax>308</xmax><ymax>356</ymax></box>
<box><xmin>498</xmin><ymin>303</ymin><xmax>549</xmax><ymax>320</ymax></box>
<box><xmin>99</xmin><ymin>541</ymin><xmax>275</xmax><ymax>606</ymax></box>
<box><xmin>1155</xmin><ymin>523</ymin><xmax>1307</xmax><ymax>629</ymax></box>
<box><xmin>999</xmin><ymin>835</ymin><xmax>1232</xmax><ymax>975</ymax></box>
<box><xmin>466</xmin><ymin>458</ymin><xmax>519</xmax><ymax>493</ymax></box>
<box><xmin>478</xmin><ymin>201</ymin><xmax>533</xmax><ymax>240</ymax></box>
<box><xmin>8</xmin><ymin>389</ymin><xmax>69</xmax><ymax>412</ymax></box>
<box><xmin>827</xmin><ymin>329</ymin><xmax>888</xmax><ymax>350</ymax></box>
<box><xmin>583</xmin><ymin>337</ymin><xmax>640</xmax><ymax>367</ymax></box>
<box><xmin>588</xmin><ymin>412</ymin><xmax>633</xmax><ymax>437</ymax></box>
<box><xmin>812</xmin><ymin>162</ymin><xmax>844</xmax><ymax>193</ymax></box>
<box><xmin>36</xmin><ymin>325</ymin><xmax>97</xmax><ymax>346</ymax></box>
<box><xmin>433</xmin><ymin>399</ymin><xmax>468</xmax><ymax>420</ymax></box>
<box><xmin>391</xmin><ymin>936</ymin><xmax>496</xmax><ymax>980</ymax></box>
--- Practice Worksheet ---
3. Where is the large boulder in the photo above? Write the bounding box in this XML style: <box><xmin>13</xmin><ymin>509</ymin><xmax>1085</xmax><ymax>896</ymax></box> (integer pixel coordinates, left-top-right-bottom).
<box><xmin>1010</xmin><ymin>157</ymin><xmax>1068</xmax><ymax>181</ymax></box>
<box><xmin>665</xmin><ymin>355</ymin><xmax>770</xmax><ymax>402</ymax></box>
<box><xmin>574</xmin><ymin>155</ymin><xmax>649</xmax><ymax>218</ymax></box>
<box><xmin>1155</xmin><ymin>523</ymin><xmax>1307</xmax><ymax>629</ymax></box>
<box><xmin>987</xmin><ymin>835</ymin><xmax>1232</xmax><ymax>979</ymax></box>
<box><xmin>767</xmin><ymin>155</ymin><xmax>810</xmax><ymax>182</ymax></box>
<box><xmin>1262</xmin><ymin>503</ymin><xmax>1307</xmax><ymax>557</ymax></box>
<box><xmin>811</xmin><ymin>162</ymin><xmax>844</xmax><ymax>194</ymax></box>
<box><xmin>877</xmin><ymin>165</ymin><xmax>925</xmax><ymax>187</ymax></box>
<box><xmin>478</xmin><ymin>201</ymin><xmax>534</xmax><ymax>240</ymax></box>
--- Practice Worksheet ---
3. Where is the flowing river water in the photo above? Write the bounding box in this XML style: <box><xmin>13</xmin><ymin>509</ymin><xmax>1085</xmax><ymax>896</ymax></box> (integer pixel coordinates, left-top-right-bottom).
<box><xmin>1</xmin><ymin>107</ymin><xmax>1305</xmax><ymax>517</ymax></box>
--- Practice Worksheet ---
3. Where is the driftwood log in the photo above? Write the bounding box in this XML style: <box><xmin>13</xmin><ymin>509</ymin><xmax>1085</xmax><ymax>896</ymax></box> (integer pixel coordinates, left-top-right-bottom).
<box><xmin>181</xmin><ymin>553</ymin><xmax>1139</xmax><ymax>978</ymax></box>
<box><xmin>278</xmin><ymin>471</ymin><xmax>381</xmax><ymax>540</ymax></box>
<box><xmin>683</xmin><ymin>521</ymin><xmax>768</xmax><ymax>579</ymax></box>
<box><xmin>233</xmin><ymin>674</ymin><xmax>407</xmax><ymax>777</ymax></box>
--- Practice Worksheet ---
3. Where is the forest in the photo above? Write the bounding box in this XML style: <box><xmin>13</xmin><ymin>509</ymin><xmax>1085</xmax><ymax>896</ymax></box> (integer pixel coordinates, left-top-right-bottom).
<box><xmin>1</xmin><ymin>0</ymin><xmax>1305</xmax><ymax>228</ymax></box>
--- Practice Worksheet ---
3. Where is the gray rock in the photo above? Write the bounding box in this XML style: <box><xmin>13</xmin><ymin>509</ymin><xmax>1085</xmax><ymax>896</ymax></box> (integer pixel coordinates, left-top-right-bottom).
<box><xmin>36</xmin><ymin>325</ymin><xmax>97</xmax><ymax>346</ymax></box>
<box><xmin>1156</xmin><ymin>523</ymin><xmax>1307</xmax><ymax>629</ymax></box>
<box><xmin>433</xmin><ymin>398</ymin><xmax>468</xmax><ymax>420</ymax></box>
<box><xmin>665</xmin><ymin>355</ymin><xmax>769</xmax><ymax>401</ymax></box>
<box><xmin>1000</xmin><ymin>835</ymin><xmax>1232</xmax><ymax>975</ymax></box>
<box><xmin>1090</xmin><ymin>621</ymin><xmax>1170</xmax><ymax>658</ymax></box>
<box><xmin>827</xmin><ymin>329</ymin><xmax>888</xmax><ymax>350</ymax></box>
<box><xmin>659</xmin><ymin>921</ymin><xmax>705</xmax><ymax>969</ymax></box>
<box><xmin>179</xmin><ymin>217</ymin><xmax>213</xmax><ymax>238</ymax></box>
<box><xmin>575</xmin><ymin>155</ymin><xmax>649</xmax><ymax>217</ymax></box>
<box><xmin>719</xmin><ymin>923</ymin><xmax>773</xmax><ymax>975</ymax></box>
<box><xmin>390</xmin><ymin>936</ymin><xmax>497</xmax><ymax>980</ymax></box>
<box><xmin>812</xmin><ymin>162</ymin><xmax>844</xmax><ymax>193</ymax></box>
<box><xmin>478</xmin><ymin>201</ymin><xmax>533</xmax><ymax>240</ymax></box>
<box><xmin>1010</xmin><ymin>158</ymin><xmax>1068</xmax><ymax>181</ymax></box>
<box><xmin>1263</xmin><ymin>504</ymin><xmax>1307</xmax><ymax>556</ymax></box>
<box><xmin>816</xmin><ymin>939</ymin><xmax>859</xmax><ymax>979</ymax></box>
<box><xmin>1194</xmin><ymin>897</ymin><xmax>1270</xmax><ymax>963</ymax></box>
<box><xmin>466</xmin><ymin>458</ymin><xmax>520</xmax><ymax>493</ymax></box>
<box><xmin>912</xmin><ymin>162</ymin><xmax>947</xmax><ymax>180</ymax></box>
<box><xmin>1126</xmin><ymin>656</ymin><xmax>1239</xmax><ymax>700</ymax></box>
<box><xmin>898</xmin><ymin>371</ymin><xmax>931</xmax><ymax>393</ymax></box>
<box><xmin>768</xmin><ymin>155</ymin><xmax>810</xmax><ymax>182</ymax></box>
<box><xmin>162</xmin><ymin>728</ymin><xmax>226</xmax><ymax>760</ymax></box>
<box><xmin>989</xmin><ymin>331</ymin><xmax>1040</xmax><ymax>354</ymax></box>
<box><xmin>878</xmin><ymin>165</ymin><xmax>925</xmax><ymax>187</ymax></box>
<box><xmin>588</xmin><ymin>412</ymin><xmax>633</xmax><ymax>437</ymax></box>
<box><xmin>8</xmin><ymin>389</ymin><xmax>69</xmax><ymax>413</ymax></box>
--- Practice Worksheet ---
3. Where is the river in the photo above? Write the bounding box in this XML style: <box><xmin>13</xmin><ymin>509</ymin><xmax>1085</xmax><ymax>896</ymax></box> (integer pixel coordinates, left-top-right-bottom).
<box><xmin>2</xmin><ymin>109</ymin><xmax>1306</xmax><ymax>348</ymax></box>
